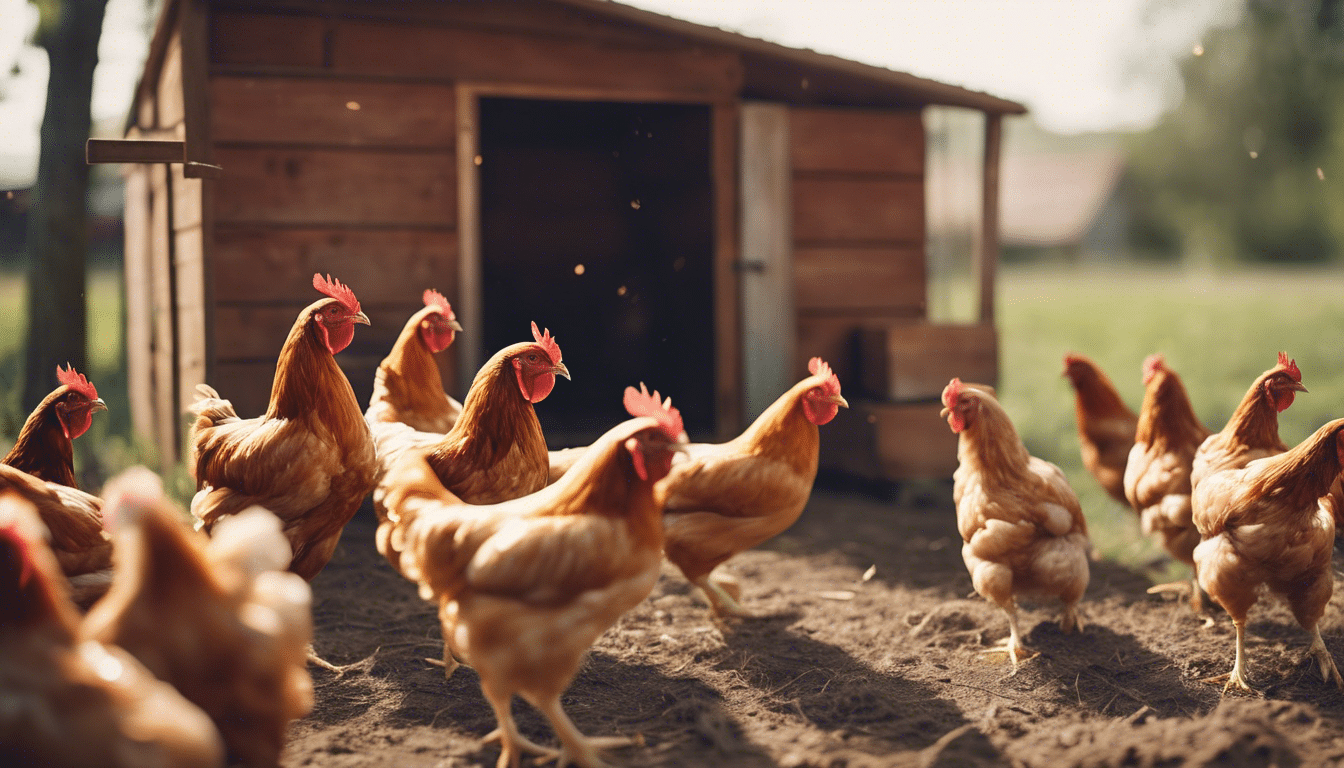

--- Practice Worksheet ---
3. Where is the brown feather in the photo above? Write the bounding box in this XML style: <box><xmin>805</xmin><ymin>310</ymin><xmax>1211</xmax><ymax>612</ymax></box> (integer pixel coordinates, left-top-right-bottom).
<box><xmin>366</xmin><ymin>305</ymin><xmax>460</xmax><ymax>433</ymax></box>
<box><xmin>3</xmin><ymin>385</ymin><xmax>81</xmax><ymax>488</ymax></box>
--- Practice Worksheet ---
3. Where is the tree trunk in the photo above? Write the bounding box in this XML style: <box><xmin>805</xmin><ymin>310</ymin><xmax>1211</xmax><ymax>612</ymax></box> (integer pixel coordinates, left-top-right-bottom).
<box><xmin>22</xmin><ymin>0</ymin><xmax>110</xmax><ymax>412</ymax></box>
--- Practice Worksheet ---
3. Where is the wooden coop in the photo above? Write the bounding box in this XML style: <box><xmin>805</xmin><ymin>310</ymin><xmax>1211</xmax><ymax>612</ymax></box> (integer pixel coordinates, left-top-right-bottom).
<box><xmin>98</xmin><ymin>0</ymin><xmax>1022</xmax><ymax>478</ymax></box>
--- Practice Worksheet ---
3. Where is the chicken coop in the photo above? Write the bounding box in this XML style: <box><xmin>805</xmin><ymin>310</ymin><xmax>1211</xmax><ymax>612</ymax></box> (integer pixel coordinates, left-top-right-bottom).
<box><xmin>98</xmin><ymin>0</ymin><xmax>1022</xmax><ymax>479</ymax></box>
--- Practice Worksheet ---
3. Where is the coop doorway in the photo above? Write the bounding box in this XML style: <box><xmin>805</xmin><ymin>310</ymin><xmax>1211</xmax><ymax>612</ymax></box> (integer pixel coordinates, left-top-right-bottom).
<box><xmin>477</xmin><ymin>97</ymin><xmax>716</xmax><ymax>446</ymax></box>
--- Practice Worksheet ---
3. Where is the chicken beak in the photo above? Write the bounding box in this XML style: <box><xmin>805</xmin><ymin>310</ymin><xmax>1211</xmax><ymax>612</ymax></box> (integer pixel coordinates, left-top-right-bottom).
<box><xmin>552</xmin><ymin>362</ymin><xmax>572</xmax><ymax>381</ymax></box>
<box><xmin>939</xmin><ymin>406</ymin><xmax>951</xmax><ymax>419</ymax></box>
<box><xmin>353</xmin><ymin>311</ymin><xmax>372</xmax><ymax>326</ymax></box>
<box><xmin>1292</xmin><ymin>381</ymin><xmax>1309</xmax><ymax>393</ymax></box>
<box><xmin>826</xmin><ymin>394</ymin><xmax>850</xmax><ymax>408</ymax></box>
<box><xmin>449</xmin><ymin>319</ymin><xmax>464</xmax><ymax>332</ymax></box>
<box><xmin>90</xmin><ymin>398</ymin><xmax>108</xmax><ymax>414</ymax></box>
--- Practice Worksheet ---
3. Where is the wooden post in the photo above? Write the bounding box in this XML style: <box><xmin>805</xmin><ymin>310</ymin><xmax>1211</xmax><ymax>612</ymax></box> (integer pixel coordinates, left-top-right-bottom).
<box><xmin>712</xmin><ymin>101</ymin><xmax>743</xmax><ymax>439</ymax></box>
<box><xmin>975</xmin><ymin>113</ymin><xmax>1002</xmax><ymax>324</ymax></box>
<box><xmin>455</xmin><ymin>86</ymin><xmax>483</xmax><ymax>396</ymax></box>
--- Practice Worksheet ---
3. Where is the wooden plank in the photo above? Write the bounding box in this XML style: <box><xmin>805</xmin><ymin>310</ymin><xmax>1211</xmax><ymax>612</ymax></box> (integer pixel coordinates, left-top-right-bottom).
<box><xmin>180</xmin><ymin>0</ymin><xmax>213</xmax><ymax>174</ymax></box>
<box><xmin>149</xmin><ymin>164</ymin><xmax>178</xmax><ymax>462</ymax></box>
<box><xmin>210</xmin><ymin>12</ymin><xmax>326</xmax><ymax>68</ymax></box>
<box><xmin>157</xmin><ymin>30</ymin><xmax>185</xmax><ymax>127</ymax></box>
<box><xmin>212</xmin><ymin>227</ymin><xmax>458</xmax><ymax>304</ymax></box>
<box><xmin>174</xmin><ymin>226</ymin><xmax>208</xmax><ymax>415</ymax></box>
<box><xmin>796</xmin><ymin>315</ymin><xmax>872</xmax><ymax>394</ymax></box>
<box><xmin>213</xmin><ymin>304</ymin><xmax>428</xmax><ymax>362</ymax></box>
<box><xmin>976</xmin><ymin>113</ymin><xmax>1002</xmax><ymax>323</ymax></box>
<box><xmin>455</xmin><ymin>85</ymin><xmax>482</xmax><ymax>396</ymax></box>
<box><xmin>858</xmin><ymin>322</ymin><xmax>998</xmax><ymax>401</ymax></box>
<box><xmin>331</xmin><ymin>20</ymin><xmax>743</xmax><ymax>97</ymax></box>
<box><xmin>123</xmin><ymin>165</ymin><xmax>156</xmax><ymax>447</ymax></box>
<box><xmin>871</xmin><ymin>401</ymin><xmax>960</xmax><ymax>479</ymax></box>
<box><xmin>212</xmin><ymin>147</ymin><xmax>456</xmax><ymax>226</ymax></box>
<box><xmin>792</xmin><ymin>177</ymin><xmax>924</xmax><ymax>243</ymax></box>
<box><xmin>712</xmin><ymin>101</ymin><xmax>742</xmax><ymax>439</ymax></box>
<box><xmin>171</xmin><ymin>163</ymin><xmax>202</xmax><ymax>230</ymax></box>
<box><xmin>86</xmin><ymin>139</ymin><xmax>184</xmax><ymax>164</ymax></box>
<box><xmin>794</xmin><ymin>246</ymin><xmax>925</xmax><ymax>313</ymax></box>
<box><xmin>790</xmin><ymin>107</ymin><xmax>924</xmax><ymax>175</ymax></box>
<box><xmin>738</xmin><ymin>102</ymin><xmax>793</xmax><ymax>421</ymax></box>
<box><xmin>212</xmin><ymin>355</ymin><xmax>383</xmax><ymax>423</ymax></box>
<box><xmin>211</xmin><ymin>77</ymin><xmax>457</xmax><ymax>147</ymax></box>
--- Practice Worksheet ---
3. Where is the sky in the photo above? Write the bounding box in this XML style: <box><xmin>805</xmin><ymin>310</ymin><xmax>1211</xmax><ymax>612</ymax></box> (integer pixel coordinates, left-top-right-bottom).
<box><xmin>0</xmin><ymin>0</ymin><xmax>1240</xmax><ymax>188</ymax></box>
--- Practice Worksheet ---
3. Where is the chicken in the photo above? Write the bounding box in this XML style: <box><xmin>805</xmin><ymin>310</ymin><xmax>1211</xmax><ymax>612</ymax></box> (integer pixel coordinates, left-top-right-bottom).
<box><xmin>0</xmin><ymin>491</ymin><xmax>225</xmax><ymax>768</ymax></box>
<box><xmin>1192</xmin><ymin>418</ymin><xmax>1344</xmax><ymax>693</ymax></box>
<box><xmin>0</xmin><ymin>464</ymin><xmax>109</xmax><ymax>602</ymax></box>
<box><xmin>189</xmin><ymin>273</ymin><xmax>378</xmax><ymax>581</ymax></box>
<box><xmin>3</xmin><ymin>363</ymin><xmax>107</xmax><ymax>488</ymax></box>
<box><xmin>941</xmin><ymin>378</ymin><xmax>1091</xmax><ymax>672</ymax></box>
<box><xmin>376</xmin><ymin>385</ymin><xmax>685</xmax><ymax>768</ymax></box>
<box><xmin>373</xmin><ymin>322</ymin><xmax>570</xmax><ymax>510</ymax></box>
<box><xmin>1123</xmin><ymin>354</ymin><xmax>1213</xmax><ymax>613</ymax></box>
<box><xmin>1190</xmin><ymin>351</ymin><xmax>1306</xmax><ymax>492</ymax></box>
<box><xmin>1063</xmin><ymin>353</ymin><xmax>1138</xmax><ymax>505</ymax></box>
<box><xmin>365</xmin><ymin>288</ymin><xmax>464</xmax><ymax>433</ymax></box>
<box><xmin>657</xmin><ymin>357</ymin><xmax>848</xmax><ymax>618</ymax></box>
<box><xmin>83</xmin><ymin>467</ymin><xmax>314</xmax><ymax>767</ymax></box>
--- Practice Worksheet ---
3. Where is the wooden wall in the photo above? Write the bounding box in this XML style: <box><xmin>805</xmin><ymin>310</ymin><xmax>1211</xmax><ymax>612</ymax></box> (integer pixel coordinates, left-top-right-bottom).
<box><xmin>788</xmin><ymin>106</ymin><xmax>926</xmax><ymax>386</ymax></box>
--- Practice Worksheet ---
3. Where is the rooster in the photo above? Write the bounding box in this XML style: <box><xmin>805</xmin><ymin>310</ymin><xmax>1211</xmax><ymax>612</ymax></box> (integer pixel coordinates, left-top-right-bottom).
<box><xmin>1063</xmin><ymin>353</ymin><xmax>1138</xmax><ymax>505</ymax></box>
<box><xmin>942</xmin><ymin>378</ymin><xmax>1091</xmax><ymax>672</ymax></box>
<box><xmin>657</xmin><ymin>357</ymin><xmax>848</xmax><ymax>618</ymax></box>
<box><xmin>372</xmin><ymin>322</ymin><xmax>569</xmax><ymax>510</ymax></box>
<box><xmin>1123</xmin><ymin>354</ymin><xmax>1213</xmax><ymax>614</ymax></box>
<box><xmin>1192</xmin><ymin>418</ymin><xmax>1344</xmax><ymax>693</ymax></box>
<box><xmin>0</xmin><ymin>491</ymin><xmax>225</xmax><ymax>768</ymax></box>
<box><xmin>3</xmin><ymin>364</ymin><xmax>106</xmax><ymax>488</ymax></box>
<box><xmin>376</xmin><ymin>385</ymin><xmax>685</xmax><ymax>768</ymax></box>
<box><xmin>83</xmin><ymin>468</ymin><xmax>315</xmax><ymax>767</ymax></box>
<box><xmin>365</xmin><ymin>288</ymin><xmax>464</xmax><ymax>433</ymax></box>
<box><xmin>1190</xmin><ymin>352</ymin><xmax>1306</xmax><ymax>492</ymax></box>
<box><xmin>189</xmin><ymin>273</ymin><xmax>377</xmax><ymax>582</ymax></box>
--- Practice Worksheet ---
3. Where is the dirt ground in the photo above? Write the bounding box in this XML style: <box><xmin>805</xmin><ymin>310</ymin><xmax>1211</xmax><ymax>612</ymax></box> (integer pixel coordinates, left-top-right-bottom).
<box><xmin>284</xmin><ymin>483</ymin><xmax>1344</xmax><ymax>767</ymax></box>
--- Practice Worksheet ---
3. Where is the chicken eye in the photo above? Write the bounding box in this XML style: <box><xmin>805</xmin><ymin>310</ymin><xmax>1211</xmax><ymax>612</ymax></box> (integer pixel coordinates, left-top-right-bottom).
<box><xmin>528</xmin><ymin>354</ymin><xmax>538</xmax><ymax>362</ymax></box>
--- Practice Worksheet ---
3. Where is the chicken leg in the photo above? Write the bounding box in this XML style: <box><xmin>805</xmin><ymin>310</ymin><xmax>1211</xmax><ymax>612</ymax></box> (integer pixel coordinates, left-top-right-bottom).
<box><xmin>480</xmin><ymin>684</ymin><xmax>557</xmax><ymax>768</ymax></box>
<box><xmin>1203</xmin><ymin>619</ymin><xmax>1253</xmax><ymax>694</ymax></box>
<box><xmin>981</xmin><ymin>604</ymin><xmax>1036</xmax><ymax>674</ymax></box>
<box><xmin>534</xmin><ymin>694</ymin><xmax>633</xmax><ymax>768</ymax></box>
<box><xmin>1304</xmin><ymin>626</ymin><xmax>1344</xmax><ymax>689</ymax></box>
<box><xmin>693</xmin><ymin>573</ymin><xmax>753</xmax><ymax>619</ymax></box>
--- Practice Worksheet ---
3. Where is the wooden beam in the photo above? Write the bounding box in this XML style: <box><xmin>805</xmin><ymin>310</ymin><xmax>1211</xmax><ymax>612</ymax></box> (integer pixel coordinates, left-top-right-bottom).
<box><xmin>455</xmin><ymin>85</ymin><xmax>483</xmax><ymax>396</ymax></box>
<box><xmin>87</xmin><ymin>138</ymin><xmax>184</xmax><ymax>164</ymax></box>
<box><xmin>975</xmin><ymin>113</ymin><xmax>1002</xmax><ymax>324</ymax></box>
<box><xmin>712</xmin><ymin>101</ymin><xmax>742</xmax><ymax>439</ymax></box>
<box><xmin>179</xmin><ymin>0</ymin><xmax>215</xmax><ymax>178</ymax></box>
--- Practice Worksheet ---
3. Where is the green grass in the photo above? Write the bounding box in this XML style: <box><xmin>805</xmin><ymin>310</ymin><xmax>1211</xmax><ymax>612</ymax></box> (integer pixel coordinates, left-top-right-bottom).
<box><xmin>996</xmin><ymin>263</ymin><xmax>1344</xmax><ymax>573</ymax></box>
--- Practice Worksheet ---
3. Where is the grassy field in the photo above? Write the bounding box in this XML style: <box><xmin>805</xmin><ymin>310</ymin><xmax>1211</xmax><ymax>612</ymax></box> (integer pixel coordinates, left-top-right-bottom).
<box><xmin>996</xmin><ymin>263</ymin><xmax>1344</xmax><ymax>571</ymax></box>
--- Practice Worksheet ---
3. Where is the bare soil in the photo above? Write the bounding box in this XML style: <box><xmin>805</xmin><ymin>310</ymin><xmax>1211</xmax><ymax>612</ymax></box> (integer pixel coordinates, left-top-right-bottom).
<box><xmin>284</xmin><ymin>485</ymin><xmax>1344</xmax><ymax>767</ymax></box>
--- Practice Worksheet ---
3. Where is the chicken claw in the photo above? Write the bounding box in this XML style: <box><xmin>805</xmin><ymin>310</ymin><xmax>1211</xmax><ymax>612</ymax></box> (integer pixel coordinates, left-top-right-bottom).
<box><xmin>695</xmin><ymin>573</ymin><xmax>756</xmax><ymax>619</ymax></box>
<box><xmin>1305</xmin><ymin>628</ymin><xmax>1344</xmax><ymax>689</ymax></box>
<box><xmin>1204</xmin><ymin>622</ymin><xmax>1254</xmax><ymax>695</ymax></box>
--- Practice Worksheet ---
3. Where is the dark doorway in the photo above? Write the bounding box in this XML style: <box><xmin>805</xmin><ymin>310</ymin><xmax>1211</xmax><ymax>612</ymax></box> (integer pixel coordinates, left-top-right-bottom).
<box><xmin>479</xmin><ymin>98</ymin><xmax>715</xmax><ymax>446</ymax></box>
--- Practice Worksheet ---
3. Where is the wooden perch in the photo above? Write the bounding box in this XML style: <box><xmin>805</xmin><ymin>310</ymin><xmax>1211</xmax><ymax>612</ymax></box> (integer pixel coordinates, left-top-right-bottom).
<box><xmin>85</xmin><ymin>138</ymin><xmax>222</xmax><ymax>178</ymax></box>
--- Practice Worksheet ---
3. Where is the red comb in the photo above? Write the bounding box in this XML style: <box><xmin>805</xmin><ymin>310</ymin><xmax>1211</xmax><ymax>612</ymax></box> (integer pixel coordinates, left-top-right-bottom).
<box><xmin>624</xmin><ymin>383</ymin><xmax>683</xmax><ymax>441</ymax></box>
<box><xmin>1278</xmin><ymin>351</ymin><xmax>1302</xmax><ymax>382</ymax></box>
<box><xmin>56</xmin><ymin>364</ymin><xmax>97</xmax><ymax>400</ymax></box>
<box><xmin>422</xmin><ymin>289</ymin><xmax>455</xmax><ymax>320</ymax></box>
<box><xmin>1142</xmin><ymin>353</ymin><xmax>1165</xmax><ymax>384</ymax></box>
<box><xmin>808</xmin><ymin>357</ymin><xmax>842</xmax><ymax>396</ymax></box>
<box><xmin>312</xmin><ymin>273</ymin><xmax>361</xmax><ymax>315</ymax></box>
<box><xmin>531</xmin><ymin>321</ymin><xmax>562</xmax><ymax>364</ymax></box>
<box><xmin>942</xmin><ymin>378</ymin><xmax>964</xmax><ymax>409</ymax></box>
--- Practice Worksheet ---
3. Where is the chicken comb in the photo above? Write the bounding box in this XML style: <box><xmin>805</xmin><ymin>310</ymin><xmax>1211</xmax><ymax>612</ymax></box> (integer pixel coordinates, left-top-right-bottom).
<box><xmin>1277</xmin><ymin>351</ymin><xmax>1302</xmax><ymax>382</ymax></box>
<box><xmin>942</xmin><ymin>377</ymin><xmax>964</xmax><ymax>409</ymax></box>
<box><xmin>531</xmin><ymin>321</ymin><xmax>563</xmax><ymax>364</ymax></box>
<box><xmin>808</xmin><ymin>357</ymin><xmax>842</xmax><ymax>396</ymax></box>
<box><xmin>422</xmin><ymin>288</ymin><xmax>456</xmax><ymax>320</ymax></box>
<box><xmin>312</xmin><ymin>273</ymin><xmax>361</xmax><ymax>315</ymax></box>
<box><xmin>624</xmin><ymin>382</ymin><xmax>683</xmax><ymax>441</ymax></box>
<box><xmin>0</xmin><ymin>519</ymin><xmax>35</xmax><ymax>589</ymax></box>
<box><xmin>56</xmin><ymin>363</ymin><xmax>98</xmax><ymax>401</ymax></box>
<box><xmin>1142</xmin><ymin>353</ymin><xmax>1166</xmax><ymax>384</ymax></box>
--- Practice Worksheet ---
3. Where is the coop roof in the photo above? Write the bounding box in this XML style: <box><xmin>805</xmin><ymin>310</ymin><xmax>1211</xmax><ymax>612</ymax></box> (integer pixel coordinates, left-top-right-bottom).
<box><xmin>135</xmin><ymin>0</ymin><xmax>1027</xmax><ymax>117</ymax></box>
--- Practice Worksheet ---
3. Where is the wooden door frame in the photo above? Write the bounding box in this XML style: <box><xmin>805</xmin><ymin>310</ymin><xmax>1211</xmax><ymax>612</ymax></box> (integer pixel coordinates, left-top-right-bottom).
<box><xmin>454</xmin><ymin>82</ymin><xmax>742</xmax><ymax>436</ymax></box>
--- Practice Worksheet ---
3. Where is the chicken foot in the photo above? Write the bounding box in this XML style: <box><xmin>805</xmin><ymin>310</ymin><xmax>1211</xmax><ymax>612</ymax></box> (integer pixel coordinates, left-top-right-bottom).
<box><xmin>693</xmin><ymin>573</ymin><xmax>754</xmax><ymax>619</ymax></box>
<box><xmin>1146</xmin><ymin>574</ymin><xmax>1214</xmax><ymax>624</ymax></box>
<box><xmin>1202</xmin><ymin>620</ymin><xmax>1253</xmax><ymax>694</ymax></box>
<box><xmin>981</xmin><ymin>606</ymin><xmax>1037</xmax><ymax>675</ymax></box>
<box><xmin>1303</xmin><ymin>627</ymin><xmax>1344</xmax><ymax>689</ymax></box>
<box><xmin>481</xmin><ymin>688</ymin><xmax>559</xmax><ymax>768</ymax></box>
<box><xmin>534</xmin><ymin>695</ymin><xmax>633</xmax><ymax>768</ymax></box>
<box><xmin>425</xmin><ymin>643</ymin><xmax>464</xmax><ymax>679</ymax></box>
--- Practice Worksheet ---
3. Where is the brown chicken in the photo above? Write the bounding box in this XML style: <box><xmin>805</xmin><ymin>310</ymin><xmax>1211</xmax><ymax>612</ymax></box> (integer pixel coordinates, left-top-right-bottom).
<box><xmin>3</xmin><ymin>364</ymin><xmax>107</xmax><ymax>488</ymax></box>
<box><xmin>941</xmin><ymin>378</ymin><xmax>1091</xmax><ymax>672</ymax></box>
<box><xmin>1122</xmin><ymin>354</ymin><xmax>1213</xmax><ymax>612</ymax></box>
<box><xmin>83</xmin><ymin>467</ymin><xmax>315</xmax><ymax>767</ymax></box>
<box><xmin>0</xmin><ymin>491</ymin><xmax>225</xmax><ymax>768</ymax></box>
<box><xmin>189</xmin><ymin>273</ymin><xmax>377</xmax><ymax>581</ymax></box>
<box><xmin>376</xmin><ymin>385</ymin><xmax>685</xmax><ymax>768</ymax></box>
<box><xmin>0</xmin><ymin>464</ymin><xmax>109</xmax><ymax>601</ymax></box>
<box><xmin>365</xmin><ymin>288</ymin><xmax>464</xmax><ymax>433</ymax></box>
<box><xmin>657</xmin><ymin>357</ymin><xmax>848</xmax><ymax>618</ymax></box>
<box><xmin>1190</xmin><ymin>352</ymin><xmax>1306</xmax><ymax>492</ymax></box>
<box><xmin>1063</xmin><ymin>353</ymin><xmax>1138</xmax><ymax>504</ymax></box>
<box><xmin>373</xmin><ymin>322</ymin><xmax>570</xmax><ymax>510</ymax></box>
<box><xmin>1192</xmin><ymin>418</ymin><xmax>1344</xmax><ymax>693</ymax></box>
